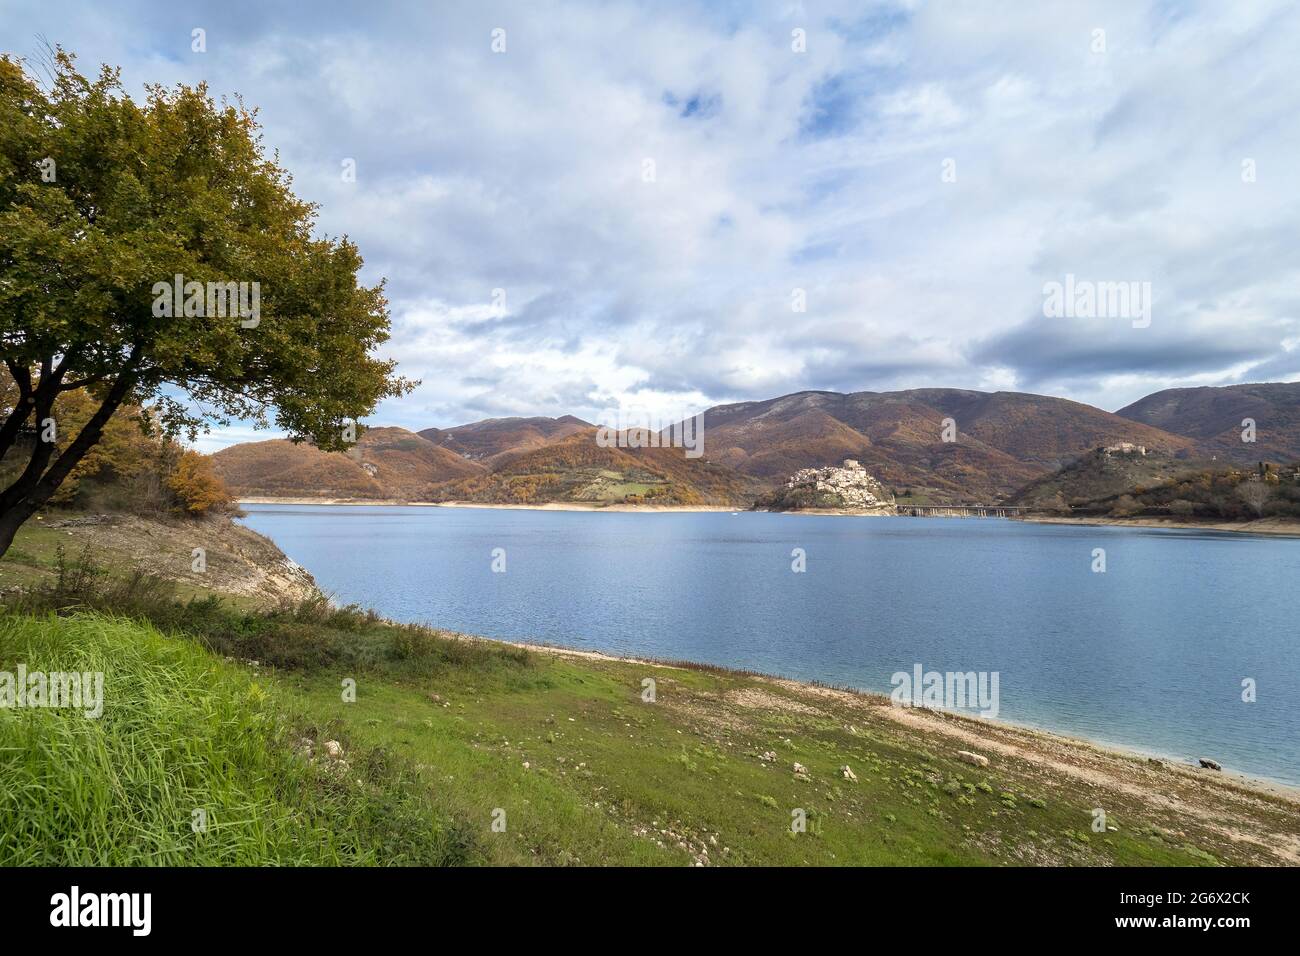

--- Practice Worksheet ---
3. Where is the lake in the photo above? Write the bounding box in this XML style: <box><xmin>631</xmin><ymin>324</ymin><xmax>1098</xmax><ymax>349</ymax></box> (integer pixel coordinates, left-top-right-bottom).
<box><xmin>239</xmin><ymin>504</ymin><xmax>1300</xmax><ymax>786</ymax></box>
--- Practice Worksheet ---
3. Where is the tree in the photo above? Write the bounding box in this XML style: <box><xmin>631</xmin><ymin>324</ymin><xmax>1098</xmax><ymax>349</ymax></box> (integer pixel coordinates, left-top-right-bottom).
<box><xmin>0</xmin><ymin>50</ymin><xmax>412</xmax><ymax>556</ymax></box>
<box><xmin>166</xmin><ymin>449</ymin><xmax>232</xmax><ymax>515</ymax></box>
<box><xmin>1236</xmin><ymin>480</ymin><xmax>1270</xmax><ymax>518</ymax></box>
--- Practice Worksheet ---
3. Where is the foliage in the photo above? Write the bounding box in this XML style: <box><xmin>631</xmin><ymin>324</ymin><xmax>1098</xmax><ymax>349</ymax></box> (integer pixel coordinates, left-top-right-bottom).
<box><xmin>1</xmin><ymin>370</ymin><xmax>232</xmax><ymax>515</ymax></box>
<box><xmin>0</xmin><ymin>48</ymin><xmax>412</xmax><ymax>552</ymax></box>
<box><xmin>1037</xmin><ymin>459</ymin><xmax>1300</xmax><ymax>521</ymax></box>
<box><xmin>425</xmin><ymin>429</ymin><xmax>752</xmax><ymax>506</ymax></box>
<box><xmin>166</xmin><ymin>449</ymin><xmax>232</xmax><ymax>514</ymax></box>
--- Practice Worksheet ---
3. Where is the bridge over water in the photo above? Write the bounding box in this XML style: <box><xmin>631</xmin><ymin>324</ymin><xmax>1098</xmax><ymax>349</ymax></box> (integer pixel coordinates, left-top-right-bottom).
<box><xmin>895</xmin><ymin>505</ymin><xmax>1029</xmax><ymax>518</ymax></box>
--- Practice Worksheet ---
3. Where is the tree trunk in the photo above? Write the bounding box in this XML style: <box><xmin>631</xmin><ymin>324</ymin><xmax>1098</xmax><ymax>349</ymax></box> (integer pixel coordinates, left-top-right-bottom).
<box><xmin>0</xmin><ymin>395</ymin><xmax>35</xmax><ymax>463</ymax></box>
<box><xmin>0</xmin><ymin>357</ymin><xmax>140</xmax><ymax>560</ymax></box>
<box><xmin>0</xmin><ymin>499</ymin><xmax>37</xmax><ymax>560</ymax></box>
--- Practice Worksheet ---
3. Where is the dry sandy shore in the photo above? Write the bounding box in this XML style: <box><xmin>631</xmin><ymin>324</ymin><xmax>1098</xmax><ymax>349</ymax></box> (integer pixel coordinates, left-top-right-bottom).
<box><xmin>1020</xmin><ymin>515</ymin><xmax>1300</xmax><ymax>537</ymax></box>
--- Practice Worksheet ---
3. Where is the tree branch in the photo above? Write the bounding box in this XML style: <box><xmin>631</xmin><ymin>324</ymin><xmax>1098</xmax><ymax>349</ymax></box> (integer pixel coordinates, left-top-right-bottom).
<box><xmin>0</xmin><ymin>361</ymin><xmax>35</xmax><ymax>461</ymax></box>
<box><xmin>28</xmin><ymin>349</ymin><xmax>143</xmax><ymax>505</ymax></box>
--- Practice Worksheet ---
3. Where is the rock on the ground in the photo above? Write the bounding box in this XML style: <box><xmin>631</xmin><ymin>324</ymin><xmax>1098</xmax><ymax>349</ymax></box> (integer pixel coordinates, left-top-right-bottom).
<box><xmin>1198</xmin><ymin>757</ymin><xmax>1222</xmax><ymax>771</ymax></box>
<box><xmin>840</xmin><ymin>765</ymin><xmax>858</xmax><ymax>782</ymax></box>
<box><xmin>957</xmin><ymin>750</ymin><xmax>990</xmax><ymax>768</ymax></box>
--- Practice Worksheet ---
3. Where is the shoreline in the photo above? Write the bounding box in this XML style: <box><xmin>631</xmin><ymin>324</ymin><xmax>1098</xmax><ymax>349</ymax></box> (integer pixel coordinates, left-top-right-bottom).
<box><xmin>238</xmin><ymin>497</ymin><xmax>738</xmax><ymax>512</ymax></box>
<box><xmin>464</xmin><ymin>632</ymin><xmax>1300</xmax><ymax>802</ymax></box>
<box><xmin>239</xmin><ymin>498</ymin><xmax>1300</xmax><ymax>537</ymax></box>
<box><xmin>1019</xmin><ymin>514</ymin><xmax>1300</xmax><ymax>537</ymax></box>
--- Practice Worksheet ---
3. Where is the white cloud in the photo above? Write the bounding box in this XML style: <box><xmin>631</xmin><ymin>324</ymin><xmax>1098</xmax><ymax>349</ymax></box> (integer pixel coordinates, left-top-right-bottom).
<box><xmin>4</xmin><ymin>0</ymin><xmax>1299</xmax><ymax>443</ymax></box>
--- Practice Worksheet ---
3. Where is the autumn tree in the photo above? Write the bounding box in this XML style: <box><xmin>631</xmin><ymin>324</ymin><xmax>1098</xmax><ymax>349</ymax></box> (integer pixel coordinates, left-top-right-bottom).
<box><xmin>0</xmin><ymin>50</ymin><xmax>412</xmax><ymax>556</ymax></box>
<box><xmin>166</xmin><ymin>449</ymin><xmax>232</xmax><ymax>515</ymax></box>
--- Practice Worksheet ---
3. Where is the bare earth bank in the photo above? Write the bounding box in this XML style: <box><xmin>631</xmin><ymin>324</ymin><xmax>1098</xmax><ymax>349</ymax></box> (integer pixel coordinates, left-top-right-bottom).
<box><xmin>1019</xmin><ymin>515</ymin><xmax>1300</xmax><ymax>537</ymax></box>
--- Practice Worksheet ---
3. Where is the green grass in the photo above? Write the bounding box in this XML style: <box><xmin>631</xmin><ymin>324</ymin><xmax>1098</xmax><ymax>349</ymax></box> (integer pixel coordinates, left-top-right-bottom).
<box><xmin>0</xmin><ymin>521</ymin><xmax>72</xmax><ymax>592</ymax></box>
<box><xmin>281</xmin><ymin>652</ymin><xmax>1233</xmax><ymax>866</ymax></box>
<box><xmin>0</xmin><ymin>613</ymin><xmax>481</xmax><ymax>865</ymax></box>
<box><xmin>2</xmin><ymin>554</ymin><xmax>1292</xmax><ymax>866</ymax></box>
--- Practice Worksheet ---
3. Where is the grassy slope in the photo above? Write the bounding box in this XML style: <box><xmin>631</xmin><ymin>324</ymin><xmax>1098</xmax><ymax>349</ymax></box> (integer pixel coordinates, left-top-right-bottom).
<box><xmin>5</xmin><ymin>597</ymin><xmax>1295</xmax><ymax>865</ymax></box>
<box><xmin>0</xmin><ymin>614</ymin><xmax>480</xmax><ymax>865</ymax></box>
<box><xmin>285</xmin><ymin>651</ymin><xmax>1197</xmax><ymax>865</ymax></box>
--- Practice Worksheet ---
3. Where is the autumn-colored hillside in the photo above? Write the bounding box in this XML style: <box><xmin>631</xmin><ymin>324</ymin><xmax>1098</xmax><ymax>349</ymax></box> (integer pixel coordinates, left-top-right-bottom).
<box><xmin>690</xmin><ymin>388</ymin><xmax>1193</xmax><ymax>504</ymax></box>
<box><xmin>898</xmin><ymin>390</ymin><xmax>1196</xmax><ymax>466</ymax></box>
<box><xmin>418</xmin><ymin>415</ymin><xmax>592</xmax><ymax>465</ymax></box>
<box><xmin>1117</xmin><ymin>382</ymin><xmax>1300</xmax><ymax>464</ymax></box>
<box><xmin>1016</xmin><ymin>455</ymin><xmax>1300</xmax><ymax>522</ymax></box>
<box><xmin>211</xmin><ymin>426</ymin><xmax>483</xmax><ymax>500</ymax></box>
<box><xmin>1007</xmin><ymin>446</ymin><xmax>1222</xmax><ymax>511</ymax></box>
<box><xmin>426</xmin><ymin>428</ymin><xmax>756</xmax><ymax>506</ymax></box>
<box><xmin>207</xmin><ymin>382</ymin><xmax>1300</xmax><ymax>508</ymax></box>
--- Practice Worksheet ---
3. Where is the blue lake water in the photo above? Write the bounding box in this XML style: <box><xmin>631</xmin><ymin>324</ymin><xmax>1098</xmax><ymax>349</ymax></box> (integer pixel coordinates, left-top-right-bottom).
<box><xmin>239</xmin><ymin>504</ymin><xmax>1300</xmax><ymax>786</ymax></box>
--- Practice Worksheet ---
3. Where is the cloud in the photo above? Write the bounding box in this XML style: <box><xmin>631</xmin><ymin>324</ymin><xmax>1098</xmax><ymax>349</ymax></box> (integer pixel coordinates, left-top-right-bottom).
<box><xmin>3</xmin><ymin>0</ymin><xmax>1299</xmax><ymax>439</ymax></box>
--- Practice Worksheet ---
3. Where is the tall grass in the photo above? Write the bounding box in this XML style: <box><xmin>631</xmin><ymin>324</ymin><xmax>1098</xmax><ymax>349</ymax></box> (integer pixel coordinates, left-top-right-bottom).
<box><xmin>10</xmin><ymin>544</ymin><xmax>531</xmax><ymax>676</ymax></box>
<box><xmin>0</xmin><ymin>613</ymin><xmax>482</xmax><ymax>865</ymax></box>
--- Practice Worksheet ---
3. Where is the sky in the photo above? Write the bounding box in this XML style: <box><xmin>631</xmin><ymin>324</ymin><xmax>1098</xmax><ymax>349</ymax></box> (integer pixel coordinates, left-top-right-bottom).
<box><xmin>3</xmin><ymin>0</ymin><xmax>1299</xmax><ymax>452</ymax></box>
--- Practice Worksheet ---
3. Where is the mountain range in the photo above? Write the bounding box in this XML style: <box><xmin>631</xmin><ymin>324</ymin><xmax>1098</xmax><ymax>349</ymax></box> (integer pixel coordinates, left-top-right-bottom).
<box><xmin>209</xmin><ymin>382</ymin><xmax>1300</xmax><ymax>506</ymax></box>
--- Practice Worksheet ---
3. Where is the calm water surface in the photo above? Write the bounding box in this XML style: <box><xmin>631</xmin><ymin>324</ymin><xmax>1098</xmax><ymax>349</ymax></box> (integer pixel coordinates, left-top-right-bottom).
<box><xmin>239</xmin><ymin>505</ymin><xmax>1300</xmax><ymax>785</ymax></box>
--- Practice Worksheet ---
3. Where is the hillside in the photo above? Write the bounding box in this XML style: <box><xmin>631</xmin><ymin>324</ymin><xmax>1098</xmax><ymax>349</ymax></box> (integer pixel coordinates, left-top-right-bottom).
<box><xmin>691</xmin><ymin>389</ymin><xmax>1194</xmax><ymax>504</ymax></box>
<box><xmin>426</xmin><ymin>428</ymin><xmax>756</xmax><ymax>506</ymax></box>
<box><xmin>419</xmin><ymin>415</ymin><xmax>592</xmax><ymax>465</ymax></box>
<box><xmin>1117</xmin><ymin>382</ymin><xmax>1300</xmax><ymax>464</ymax></box>
<box><xmin>0</xmin><ymin>511</ymin><xmax>318</xmax><ymax>606</ymax></box>
<box><xmin>1008</xmin><ymin>446</ymin><xmax>1222</xmax><ymax>511</ymax></box>
<box><xmin>211</xmin><ymin>427</ymin><xmax>484</xmax><ymax>500</ymax></box>
<box><xmin>1010</xmin><ymin>446</ymin><xmax>1300</xmax><ymax>522</ymax></box>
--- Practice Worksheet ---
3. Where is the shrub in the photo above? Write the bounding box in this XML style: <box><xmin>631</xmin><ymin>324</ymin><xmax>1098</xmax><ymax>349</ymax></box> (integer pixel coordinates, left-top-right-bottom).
<box><xmin>8</xmin><ymin>545</ymin><xmax>531</xmax><ymax>678</ymax></box>
<box><xmin>167</xmin><ymin>450</ymin><xmax>234</xmax><ymax>515</ymax></box>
